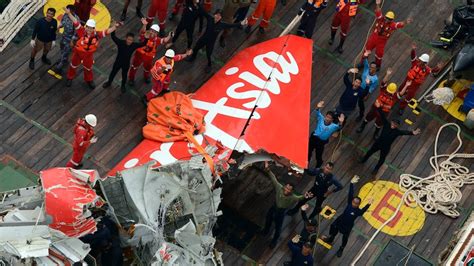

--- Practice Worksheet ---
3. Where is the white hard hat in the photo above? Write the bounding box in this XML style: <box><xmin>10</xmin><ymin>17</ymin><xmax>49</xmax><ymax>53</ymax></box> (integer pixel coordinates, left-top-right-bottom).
<box><xmin>150</xmin><ymin>24</ymin><xmax>160</xmax><ymax>32</ymax></box>
<box><xmin>85</xmin><ymin>114</ymin><xmax>97</xmax><ymax>127</ymax></box>
<box><xmin>165</xmin><ymin>49</ymin><xmax>175</xmax><ymax>58</ymax></box>
<box><xmin>85</xmin><ymin>19</ymin><xmax>96</xmax><ymax>28</ymax></box>
<box><xmin>419</xmin><ymin>53</ymin><xmax>430</xmax><ymax>63</ymax></box>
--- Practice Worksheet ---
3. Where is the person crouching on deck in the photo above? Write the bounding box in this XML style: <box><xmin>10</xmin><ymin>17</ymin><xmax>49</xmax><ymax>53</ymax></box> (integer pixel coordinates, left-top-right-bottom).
<box><xmin>64</xmin><ymin>7</ymin><xmax>118</xmax><ymax>89</ymax></box>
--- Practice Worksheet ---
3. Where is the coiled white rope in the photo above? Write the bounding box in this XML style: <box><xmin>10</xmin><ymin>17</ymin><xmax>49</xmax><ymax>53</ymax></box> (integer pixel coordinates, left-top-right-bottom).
<box><xmin>351</xmin><ymin>123</ymin><xmax>474</xmax><ymax>265</ymax></box>
<box><xmin>424</xmin><ymin>87</ymin><xmax>455</xmax><ymax>106</ymax></box>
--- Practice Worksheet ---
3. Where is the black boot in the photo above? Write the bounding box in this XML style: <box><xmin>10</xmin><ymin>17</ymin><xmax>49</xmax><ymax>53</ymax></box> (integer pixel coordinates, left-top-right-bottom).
<box><xmin>29</xmin><ymin>58</ymin><xmax>35</xmax><ymax>70</ymax></box>
<box><xmin>356</xmin><ymin>121</ymin><xmax>367</xmax><ymax>133</ymax></box>
<box><xmin>144</xmin><ymin>77</ymin><xmax>151</xmax><ymax>84</ymax></box>
<box><xmin>120</xmin><ymin>84</ymin><xmax>126</xmax><ymax>93</ymax></box>
<box><xmin>87</xmin><ymin>81</ymin><xmax>96</xmax><ymax>90</ymax></box>
<box><xmin>336</xmin><ymin>38</ymin><xmax>345</xmax><ymax>54</ymax></box>
<box><xmin>41</xmin><ymin>55</ymin><xmax>51</xmax><ymax>65</ymax></box>
<box><xmin>328</xmin><ymin>31</ymin><xmax>336</xmax><ymax>45</ymax></box>
<box><xmin>102</xmin><ymin>81</ymin><xmax>111</xmax><ymax>88</ymax></box>
<box><xmin>169</xmin><ymin>13</ymin><xmax>175</xmax><ymax>21</ymax></box>
<box><xmin>373</xmin><ymin>127</ymin><xmax>381</xmax><ymax>140</ymax></box>
<box><xmin>136</xmin><ymin>7</ymin><xmax>144</xmax><ymax>18</ymax></box>
<box><xmin>120</xmin><ymin>11</ymin><xmax>127</xmax><ymax>21</ymax></box>
<box><xmin>66</xmin><ymin>79</ymin><xmax>72</xmax><ymax>87</ymax></box>
<box><xmin>258</xmin><ymin>26</ymin><xmax>265</xmax><ymax>34</ymax></box>
<box><xmin>336</xmin><ymin>247</ymin><xmax>344</xmax><ymax>257</ymax></box>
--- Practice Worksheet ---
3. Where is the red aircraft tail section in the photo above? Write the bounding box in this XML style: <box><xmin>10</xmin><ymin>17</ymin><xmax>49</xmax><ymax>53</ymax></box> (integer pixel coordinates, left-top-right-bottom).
<box><xmin>109</xmin><ymin>35</ymin><xmax>313</xmax><ymax>176</ymax></box>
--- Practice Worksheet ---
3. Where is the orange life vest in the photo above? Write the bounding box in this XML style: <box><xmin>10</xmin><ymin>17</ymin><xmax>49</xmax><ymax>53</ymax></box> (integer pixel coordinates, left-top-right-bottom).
<box><xmin>336</xmin><ymin>0</ymin><xmax>358</xmax><ymax>17</ymax></box>
<box><xmin>307</xmin><ymin>0</ymin><xmax>324</xmax><ymax>8</ymax></box>
<box><xmin>151</xmin><ymin>57</ymin><xmax>175</xmax><ymax>82</ymax></box>
<box><xmin>73</xmin><ymin>119</ymin><xmax>95</xmax><ymax>150</ymax></box>
<box><xmin>75</xmin><ymin>33</ymin><xmax>99</xmax><ymax>53</ymax></box>
<box><xmin>407</xmin><ymin>62</ymin><xmax>430</xmax><ymax>84</ymax></box>
<box><xmin>138</xmin><ymin>37</ymin><xmax>159</xmax><ymax>58</ymax></box>
<box><xmin>374</xmin><ymin>19</ymin><xmax>397</xmax><ymax>39</ymax></box>
<box><xmin>375</xmin><ymin>90</ymin><xmax>396</xmax><ymax>113</ymax></box>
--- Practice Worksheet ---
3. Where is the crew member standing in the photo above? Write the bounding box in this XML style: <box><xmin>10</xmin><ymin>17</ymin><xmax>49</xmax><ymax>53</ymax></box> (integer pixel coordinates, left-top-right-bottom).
<box><xmin>29</xmin><ymin>8</ymin><xmax>57</xmax><ymax>70</ymax></box>
<box><xmin>244</xmin><ymin>0</ymin><xmax>276</xmax><ymax>34</ymax></box>
<box><xmin>54</xmin><ymin>5</ymin><xmax>79</xmax><ymax>74</ymax></box>
<box><xmin>329</xmin><ymin>0</ymin><xmax>364</xmax><ymax>53</ymax></box>
<box><xmin>66</xmin><ymin>114</ymin><xmax>98</xmax><ymax>169</ymax></box>
<box><xmin>359</xmin><ymin>107</ymin><xmax>421</xmax><ymax>173</ymax></box>
<box><xmin>287</xmin><ymin>162</ymin><xmax>342</xmax><ymax>219</ymax></box>
<box><xmin>336</xmin><ymin>68</ymin><xmax>363</xmax><ymax>118</ymax></box>
<box><xmin>260</xmin><ymin>162</ymin><xmax>312</xmax><ymax>248</ymax></box>
<box><xmin>321</xmin><ymin>176</ymin><xmax>373</xmax><ymax>258</ymax></box>
<box><xmin>188</xmin><ymin>9</ymin><xmax>247</xmax><ymax>67</ymax></box>
<box><xmin>355</xmin><ymin>51</ymin><xmax>379</xmax><ymax>121</ymax></box>
<box><xmin>357</xmin><ymin>68</ymin><xmax>400</xmax><ymax>138</ymax></box>
<box><xmin>103</xmin><ymin>25</ymin><xmax>146</xmax><ymax>93</ymax></box>
<box><xmin>397</xmin><ymin>43</ymin><xmax>441</xmax><ymax>114</ymax></box>
<box><xmin>128</xmin><ymin>23</ymin><xmax>171</xmax><ymax>86</ymax></box>
<box><xmin>363</xmin><ymin>0</ymin><xmax>411</xmax><ymax>69</ymax></box>
<box><xmin>147</xmin><ymin>0</ymin><xmax>170</xmax><ymax>36</ymax></box>
<box><xmin>74</xmin><ymin>0</ymin><xmax>96</xmax><ymax>24</ymax></box>
<box><xmin>308</xmin><ymin>101</ymin><xmax>344</xmax><ymax>168</ymax></box>
<box><xmin>296</xmin><ymin>0</ymin><xmax>328</xmax><ymax>39</ymax></box>
<box><xmin>168</xmin><ymin>0</ymin><xmax>200</xmax><ymax>49</ymax></box>
<box><xmin>145</xmin><ymin>49</ymin><xmax>192</xmax><ymax>103</ymax></box>
<box><xmin>65</xmin><ymin>9</ymin><xmax>118</xmax><ymax>89</ymax></box>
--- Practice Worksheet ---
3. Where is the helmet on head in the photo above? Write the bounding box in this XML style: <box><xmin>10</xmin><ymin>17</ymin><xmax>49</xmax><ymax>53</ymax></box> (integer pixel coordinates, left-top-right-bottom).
<box><xmin>150</xmin><ymin>24</ymin><xmax>160</xmax><ymax>32</ymax></box>
<box><xmin>386</xmin><ymin>83</ymin><xmax>397</xmax><ymax>94</ymax></box>
<box><xmin>85</xmin><ymin>19</ymin><xmax>96</xmax><ymax>28</ymax></box>
<box><xmin>85</xmin><ymin>114</ymin><xmax>97</xmax><ymax>127</ymax></box>
<box><xmin>385</xmin><ymin>11</ymin><xmax>395</xmax><ymax>20</ymax></box>
<box><xmin>165</xmin><ymin>49</ymin><xmax>175</xmax><ymax>58</ymax></box>
<box><xmin>419</xmin><ymin>53</ymin><xmax>430</xmax><ymax>63</ymax></box>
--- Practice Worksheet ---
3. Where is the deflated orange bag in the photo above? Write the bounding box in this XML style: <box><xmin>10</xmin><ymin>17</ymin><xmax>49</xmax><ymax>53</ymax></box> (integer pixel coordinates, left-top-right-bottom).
<box><xmin>143</xmin><ymin>91</ymin><xmax>205</xmax><ymax>142</ymax></box>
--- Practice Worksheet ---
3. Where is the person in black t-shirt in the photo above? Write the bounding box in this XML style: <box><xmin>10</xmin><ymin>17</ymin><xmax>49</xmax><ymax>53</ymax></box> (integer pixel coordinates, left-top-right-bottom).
<box><xmin>103</xmin><ymin>24</ymin><xmax>146</xmax><ymax>93</ymax></box>
<box><xmin>287</xmin><ymin>162</ymin><xmax>342</xmax><ymax>218</ymax></box>
<box><xmin>187</xmin><ymin>8</ymin><xmax>247</xmax><ymax>67</ymax></box>
<box><xmin>359</xmin><ymin>105</ymin><xmax>421</xmax><ymax>174</ymax></box>
<box><xmin>30</xmin><ymin>8</ymin><xmax>58</xmax><ymax>70</ymax></box>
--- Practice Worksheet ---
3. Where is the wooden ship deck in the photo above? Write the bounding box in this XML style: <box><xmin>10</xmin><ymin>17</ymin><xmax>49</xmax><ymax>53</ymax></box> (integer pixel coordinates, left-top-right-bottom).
<box><xmin>1</xmin><ymin>0</ymin><xmax>473</xmax><ymax>265</ymax></box>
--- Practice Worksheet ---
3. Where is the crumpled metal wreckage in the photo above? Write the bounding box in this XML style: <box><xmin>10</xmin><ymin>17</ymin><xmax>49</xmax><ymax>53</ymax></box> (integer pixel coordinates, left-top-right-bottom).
<box><xmin>0</xmin><ymin>169</ymin><xmax>100</xmax><ymax>265</ymax></box>
<box><xmin>101</xmin><ymin>151</ymin><xmax>224</xmax><ymax>265</ymax></box>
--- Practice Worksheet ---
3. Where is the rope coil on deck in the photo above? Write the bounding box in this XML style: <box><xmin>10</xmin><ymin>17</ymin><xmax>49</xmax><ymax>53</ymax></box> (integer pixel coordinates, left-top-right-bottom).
<box><xmin>351</xmin><ymin>123</ymin><xmax>474</xmax><ymax>265</ymax></box>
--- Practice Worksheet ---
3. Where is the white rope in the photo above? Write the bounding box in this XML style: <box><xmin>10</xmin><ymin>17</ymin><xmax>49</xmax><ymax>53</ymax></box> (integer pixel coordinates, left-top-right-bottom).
<box><xmin>351</xmin><ymin>123</ymin><xmax>474</xmax><ymax>265</ymax></box>
<box><xmin>424</xmin><ymin>87</ymin><xmax>455</xmax><ymax>106</ymax></box>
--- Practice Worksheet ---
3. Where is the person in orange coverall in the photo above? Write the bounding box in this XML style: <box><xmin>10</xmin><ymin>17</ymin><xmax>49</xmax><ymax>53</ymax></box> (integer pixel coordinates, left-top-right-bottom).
<box><xmin>64</xmin><ymin>8</ymin><xmax>118</xmax><ymax>89</ymax></box>
<box><xmin>363</xmin><ymin>0</ymin><xmax>411</xmax><ymax>69</ymax></box>
<box><xmin>328</xmin><ymin>0</ymin><xmax>364</xmax><ymax>54</ymax></box>
<box><xmin>397</xmin><ymin>43</ymin><xmax>441</xmax><ymax>114</ymax></box>
<box><xmin>143</xmin><ymin>49</ymin><xmax>192</xmax><ymax>104</ymax></box>
<box><xmin>244</xmin><ymin>0</ymin><xmax>275</xmax><ymax>33</ymax></box>
<box><xmin>66</xmin><ymin>114</ymin><xmax>97</xmax><ymax>169</ymax></box>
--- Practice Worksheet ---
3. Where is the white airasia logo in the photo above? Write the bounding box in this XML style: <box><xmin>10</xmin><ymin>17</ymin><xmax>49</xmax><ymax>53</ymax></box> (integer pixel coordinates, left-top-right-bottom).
<box><xmin>124</xmin><ymin>51</ymin><xmax>299</xmax><ymax>169</ymax></box>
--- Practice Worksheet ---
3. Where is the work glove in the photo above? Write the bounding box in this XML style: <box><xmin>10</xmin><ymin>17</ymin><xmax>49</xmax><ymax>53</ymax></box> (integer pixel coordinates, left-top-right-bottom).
<box><xmin>291</xmin><ymin>235</ymin><xmax>301</xmax><ymax>244</ymax></box>
<box><xmin>165</xmin><ymin>64</ymin><xmax>172</xmax><ymax>71</ymax></box>
<box><xmin>350</xmin><ymin>175</ymin><xmax>360</xmax><ymax>184</ymax></box>
<box><xmin>90</xmin><ymin>136</ymin><xmax>98</xmax><ymax>143</ymax></box>
<box><xmin>298</xmin><ymin>9</ymin><xmax>304</xmax><ymax>16</ymax></box>
<box><xmin>30</xmin><ymin>40</ymin><xmax>36</xmax><ymax>48</ymax></box>
<box><xmin>52</xmin><ymin>41</ymin><xmax>56</xmax><ymax>48</ymax></box>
